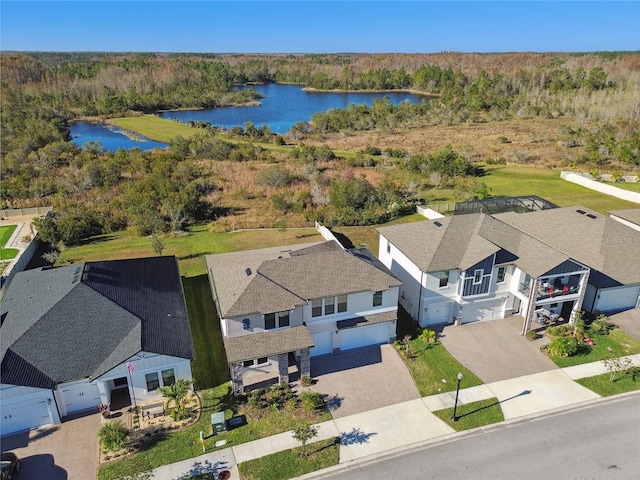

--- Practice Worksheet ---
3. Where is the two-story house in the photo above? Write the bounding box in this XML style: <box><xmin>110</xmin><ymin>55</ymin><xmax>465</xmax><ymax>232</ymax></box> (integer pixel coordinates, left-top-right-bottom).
<box><xmin>206</xmin><ymin>241</ymin><xmax>402</xmax><ymax>395</ymax></box>
<box><xmin>378</xmin><ymin>206</ymin><xmax>640</xmax><ymax>335</ymax></box>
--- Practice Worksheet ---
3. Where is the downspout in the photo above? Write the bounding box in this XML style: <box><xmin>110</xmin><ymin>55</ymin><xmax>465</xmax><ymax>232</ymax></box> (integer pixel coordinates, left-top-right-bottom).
<box><xmin>417</xmin><ymin>270</ymin><xmax>425</xmax><ymax>325</ymax></box>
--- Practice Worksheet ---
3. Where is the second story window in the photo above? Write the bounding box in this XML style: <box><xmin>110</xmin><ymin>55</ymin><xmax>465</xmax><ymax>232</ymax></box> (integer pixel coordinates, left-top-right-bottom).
<box><xmin>497</xmin><ymin>266</ymin><xmax>507</xmax><ymax>284</ymax></box>
<box><xmin>373</xmin><ymin>290</ymin><xmax>383</xmax><ymax>307</ymax></box>
<box><xmin>264</xmin><ymin>313</ymin><xmax>276</xmax><ymax>330</ymax></box>
<box><xmin>473</xmin><ymin>269</ymin><xmax>483</xmax><ymax>285</ymax></box>
<box><xmin>324</xmin><ymin>296</ymin><xmax>335</xmax><ymax>315</ymax></box>
<box><xmin>438</xmin><ymin>271</ymin><xmax>449</xmax><ymax>288</ymax></box>
<box><xmin>312</xmin><ymin>298</ymin><xmax>323</xmax><ymax>317</ymax></box>
<box><xmin>264</xmin><ymin>312</ymin><xmax>290</xmax><ymax>329</ymax></box>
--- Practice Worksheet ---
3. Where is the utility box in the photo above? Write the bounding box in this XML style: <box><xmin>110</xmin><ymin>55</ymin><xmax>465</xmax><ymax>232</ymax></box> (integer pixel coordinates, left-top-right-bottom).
<box><xmin>211</xmin><ymin>412</ymin><xmax>227</xmax><ymax>435</ymax></box>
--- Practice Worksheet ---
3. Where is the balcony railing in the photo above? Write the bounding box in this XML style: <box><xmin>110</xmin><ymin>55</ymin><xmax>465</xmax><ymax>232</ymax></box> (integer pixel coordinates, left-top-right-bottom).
<box><xmin>536</xmin><ymin>284</ymin><xmax>580</xmax><ymax>302</ymax></box>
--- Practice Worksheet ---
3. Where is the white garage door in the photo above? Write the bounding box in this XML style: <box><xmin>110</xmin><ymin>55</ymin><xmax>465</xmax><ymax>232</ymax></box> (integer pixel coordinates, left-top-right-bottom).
<box><xmin>310</xmin><ymin>331</ymin><xmax>333</xmax><ymax>357</ymax></box>
<box><xmin>341</xmin><ymin>323</ymin><xmax>389</xmax><ymax>352</ymax></box>
<box><xmin>1</xmin><ymin>398</ymin><xmax>53</xmax><ymax>435</ymax></box>
<box><xmin>596</xmin><ymin>287</ymin><xmax>640</xmax><ymax>312</ymax></box>
<box><xmin>464</xmin><ymin>298</ymin><xmax>505</xmax><ymax>323</ymax></box>
<box><xmin>423</xmin><ymin>302</ymin><xmax>451</xmax><ymax>326</ymax></box>
<box><xmin>59</xmin><ymin>381</ymin><xmax>101</xmax><ymax>414</ymax></box>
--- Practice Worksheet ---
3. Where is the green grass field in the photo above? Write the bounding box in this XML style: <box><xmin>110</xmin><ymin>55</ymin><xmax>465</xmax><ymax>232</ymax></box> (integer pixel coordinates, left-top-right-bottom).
<box><xmin>1</xmin><ymin>225</ymin><xmax>17</xmax><ymax>247</ymax></box>
<box><xmin>108</xmin><ymin>115</ymin><xmax>202</xmax><ymax>143</ymax></box>
<box><xmin>0</xmin><ymin>224</ymin><xmax>19</xmax><ymax>260</ymax></box>
<box><xmin>576</xmin><ymin>370</ymin><xmax>640</xmax><ymax>396</ymax></box>
<box><xmin>432</xmin><ymin>397</ymin><xmax>504</xmax><ymax>431</ymax></box>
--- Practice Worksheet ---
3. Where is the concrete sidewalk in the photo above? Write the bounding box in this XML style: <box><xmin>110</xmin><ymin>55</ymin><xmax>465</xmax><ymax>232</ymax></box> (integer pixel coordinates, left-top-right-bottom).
<box><xmin>151</xmin><ymin>354</ymin><xmax>640</xmax><ymax>480</ymax></box>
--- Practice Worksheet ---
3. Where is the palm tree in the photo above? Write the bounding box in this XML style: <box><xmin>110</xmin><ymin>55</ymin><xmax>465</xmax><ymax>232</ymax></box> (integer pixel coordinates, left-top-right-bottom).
<box><xmin>159</xmin><ymin>378</ymin><xmax>193</xmax><ymax>420</ymax></box>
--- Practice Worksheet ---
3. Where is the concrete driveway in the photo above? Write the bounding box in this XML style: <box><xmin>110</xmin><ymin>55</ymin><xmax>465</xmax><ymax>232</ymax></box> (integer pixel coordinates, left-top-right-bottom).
<box><xmin>435</xmin><ymin>316</ymin><xmax>557</xmax><ymax>383</ymax></box>
<box><xmin>0</xmin><ymin>411</ymin><xmax>100</xmax><ymax>480</ymax></box>
<box><xmin>609</xmin><ymin>309</ymin><xmax>640</xmax><ymax>341</ymax></box>
<box><xmin>306</xmin><ymin>344</ymin><xmax>420</xmax><ymax>419</ymax></box>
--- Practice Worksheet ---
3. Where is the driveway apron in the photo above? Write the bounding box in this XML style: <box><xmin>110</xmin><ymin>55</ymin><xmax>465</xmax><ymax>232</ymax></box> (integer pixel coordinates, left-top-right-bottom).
<box><xmin>0</xmin><ymin>411</ymin><xmax>100</xmax><ymax>480</ymax></box>
<box><xmin>306</xmin><ymin>344</ymin><xmax>420</xmax><ymax>419</ymax></box>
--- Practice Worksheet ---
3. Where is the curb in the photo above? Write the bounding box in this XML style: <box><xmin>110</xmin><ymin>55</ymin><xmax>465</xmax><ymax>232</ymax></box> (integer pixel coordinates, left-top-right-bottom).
<box><xmin>294</xmin><ymin>390</ymin><xmax>640</xmax><ymax>479</ymax></box>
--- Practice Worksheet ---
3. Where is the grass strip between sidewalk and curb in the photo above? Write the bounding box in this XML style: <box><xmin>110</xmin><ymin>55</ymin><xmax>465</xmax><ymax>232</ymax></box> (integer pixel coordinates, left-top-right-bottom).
<box><xmin>576</xmin><ymin>370</ymin><xmax>640</xmax><ymax>396</ymax></box>
<box><xmin>432</xmin><ymin>397</ymin><xmax>504</xmax><ymax>431</ymax></box>
<box><xmin>237</xmin><ymin>437</ymin><xmax>340</xmax><ymax>480</ymax></box>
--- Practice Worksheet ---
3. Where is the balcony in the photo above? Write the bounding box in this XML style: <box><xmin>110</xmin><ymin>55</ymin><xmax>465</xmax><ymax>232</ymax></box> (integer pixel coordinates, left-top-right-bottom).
<box><xmin>536</xmin><ymin>283</ymin><xmax>580</xmax><ymax>302</ymax></box>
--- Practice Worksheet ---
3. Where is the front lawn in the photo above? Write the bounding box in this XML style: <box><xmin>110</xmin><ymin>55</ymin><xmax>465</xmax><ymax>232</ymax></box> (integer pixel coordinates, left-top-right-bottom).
<box><xmin>98</xmin><ymin>384</ymin><xmax>332</xmax><ymax>480</ymax></box>
<box><xmin>237</xmin><ymin>437</ymin><xmax>340</xmax><ymax>480</ymax></box>
<box><xmin>576</xmin><ymin>369</ymin><xmax>640</xmax><ymax>396</ymax></box>
<box><xmin>432</xmin><ymin>397</ymin><xmax>504</xmax><ymax>431</ymax></box>
<box><xmin>395</xmin><ymin>307</ymin><xmax>483</xmax><ymax>396</ymax></box>
<box><xmin>546</xmin><ymin>327</ymin><xmax>640</xmax><ymax>368</ymax></box>
<box><xmin>0</xmin><ymin>224</ymin><xmax>17</xmax><ymax>247</ymax></box>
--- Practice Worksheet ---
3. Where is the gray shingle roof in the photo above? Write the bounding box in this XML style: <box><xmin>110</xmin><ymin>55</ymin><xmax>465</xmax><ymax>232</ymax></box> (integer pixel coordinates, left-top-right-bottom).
<box><xmin>379</xmin><ymin>206</ymin><xmax>640</xmax><ymax>284</ymax></box>
<box><xmin>223</xmin><ymin>325</ymin><xmax>314</xmax><ymax>363</ymax></box>
<box><xmin>1</xmin><ymin>256</ymin><xmax>194</xmax><ymax>389</ymax></box>
<box><xmin>336</xmin><ymin>310</ymin><xmax>397</xmax><ymax>330</ymax></box>
<box><xmin>609</xmin><ymin>208</ymin><xmax>640</xmax><ymax>227</ymax></box>
<box><xmin>207</xmin><ymin>241</ymin><xmax>402</xmax><ymax>318</ymax></box>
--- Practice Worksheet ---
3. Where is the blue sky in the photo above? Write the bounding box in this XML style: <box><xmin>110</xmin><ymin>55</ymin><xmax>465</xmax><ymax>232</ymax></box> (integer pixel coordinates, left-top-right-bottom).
<box><xmin>1</xmin><ymin>1</ymin><xmax>639</xmax><ymax>53</ymax></box>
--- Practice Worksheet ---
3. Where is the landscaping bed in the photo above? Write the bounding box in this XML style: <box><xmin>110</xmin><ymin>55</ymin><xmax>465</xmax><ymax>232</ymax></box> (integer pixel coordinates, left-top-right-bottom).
<box><xmin>97</xmin><ymin>383</ymin><xmax>331</xmax><ymax>480</ymax></box>
<box><xmin>542</xmin><ymin>315</ymin><xmax>640</xmax><ymax>368</ymax></box>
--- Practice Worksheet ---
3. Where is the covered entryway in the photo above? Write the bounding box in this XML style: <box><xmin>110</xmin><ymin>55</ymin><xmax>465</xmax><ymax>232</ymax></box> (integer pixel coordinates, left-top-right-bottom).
<box><xmin>56</xmin><ymin>380</ymin><xmax>101</xmax><ymax>416</ymax></box>
<box><xmin>0</xmin><ymin>398</ymin><xmax>53</xmax><ymax>435</ymax></box>
<box><xmin>310</xmin><ymin>330</ymin><xmax>333</xmax><ymax>357</ymax></box>
<box><xmin>340</xmin><ymin>323</ymin><xmax>389</xmax><ymax>351</ymax></box>
<box><xmin>422</xmin><ymin>301</ymin><xmax>451</xmax><ymax>326</ymax></box>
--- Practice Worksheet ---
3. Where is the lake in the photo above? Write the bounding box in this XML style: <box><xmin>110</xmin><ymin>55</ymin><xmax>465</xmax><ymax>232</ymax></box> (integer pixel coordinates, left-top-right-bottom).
<box><xmin>71</xmin><ymin>83</ymin><xmax>430</xmax><ymax>151</ymax></box>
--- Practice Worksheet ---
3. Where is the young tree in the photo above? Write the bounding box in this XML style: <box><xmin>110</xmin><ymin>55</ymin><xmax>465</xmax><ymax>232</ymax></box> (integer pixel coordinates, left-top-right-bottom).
<box><xmin>159</xmin><ymin>378</ymin><xmax>193</xmax><ymax>420</ymax></box>
<box><xmin>292</xmin><ymin>423</ymin><xmax>319</xmax><ymax>457</ymax></box>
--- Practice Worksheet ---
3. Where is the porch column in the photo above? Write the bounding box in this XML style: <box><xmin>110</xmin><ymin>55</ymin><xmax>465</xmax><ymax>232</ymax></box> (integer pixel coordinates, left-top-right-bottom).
<box><xmin>521</xmin><ymin>278</ymin><xmax>540</xmax><ymax>335</ymax></box>
<box><xmin>300</xmin><ymin>348</ymin><xmax>311</xmax><ymax>378</ymax></box>
<box><xmin>277</xmin><ymin>353</ymin><xmax>289</xmax><ymax>384</ymax></box>
<box><xmin>570</xmin><ymin>270</ymin><xmax>591</xmax><ymax>324</ymax></box>
<box><xmin>230</xmin><ymin>362</ymin><xmax>244</xmax><ymax>395</ymax></box>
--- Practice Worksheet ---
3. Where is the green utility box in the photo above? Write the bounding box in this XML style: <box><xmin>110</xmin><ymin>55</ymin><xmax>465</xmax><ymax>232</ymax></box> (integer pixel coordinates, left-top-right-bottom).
<box><xmin>211</xmin><ymin>412</ymin><xmax>227</xmax><ymax>435</ymax></box>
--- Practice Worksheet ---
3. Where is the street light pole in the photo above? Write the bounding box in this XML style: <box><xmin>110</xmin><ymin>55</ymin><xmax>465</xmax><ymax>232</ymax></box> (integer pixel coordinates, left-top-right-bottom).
<box><xmin>451</xmin><ymin>372</ymin><xmax>463</xmax><ymax>422</ymax></box>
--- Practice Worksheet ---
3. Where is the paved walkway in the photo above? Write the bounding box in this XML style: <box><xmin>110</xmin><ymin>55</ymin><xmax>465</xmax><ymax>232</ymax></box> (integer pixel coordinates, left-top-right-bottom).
<box><xmin>151</xmin><ymin>353</ymin><xmax>640</xmax><ymax>480</ymax></box>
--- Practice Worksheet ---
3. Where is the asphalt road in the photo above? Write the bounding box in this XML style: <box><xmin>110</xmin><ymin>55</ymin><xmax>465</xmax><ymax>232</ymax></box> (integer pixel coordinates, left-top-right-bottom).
<box><xmin>320</xmin><ymin>393</ymin><xmax>640</xmax><ymax>480</ymax></box>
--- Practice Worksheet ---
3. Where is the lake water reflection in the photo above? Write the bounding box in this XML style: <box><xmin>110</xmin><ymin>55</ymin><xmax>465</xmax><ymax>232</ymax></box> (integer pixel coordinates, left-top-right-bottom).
<box><xmin>71</xmin><ymin>84</ymin><xmax>430</xmax><ymax>151</ymax></box>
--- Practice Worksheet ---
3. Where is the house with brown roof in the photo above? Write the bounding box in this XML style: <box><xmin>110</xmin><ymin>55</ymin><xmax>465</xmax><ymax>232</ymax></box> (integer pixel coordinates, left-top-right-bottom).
<box><xmin>378</xmin><ymin>206</ymin><xmax>640</xmax><ymax>334</ymax></box>
<box><xmin>206</xmin><ymin>241</ymin><xmax>402</xmax><ymax>394</ymax></box>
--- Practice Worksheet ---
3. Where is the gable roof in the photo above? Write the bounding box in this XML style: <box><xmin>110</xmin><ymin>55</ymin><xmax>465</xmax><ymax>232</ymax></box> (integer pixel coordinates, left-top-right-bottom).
<box><xmin>207</xmin><ymin>241</ymin><xmax>402</xmax><ymax>318</ymax></box>
<box><xmin>378</xmin><ymin>206</ymin><xmax>640</xmax><ymax>284</ymax></box>
<box><xmin>1</xmin><ymin>256</ymin><xmax>194</xmax><ymax>389</ymax></box>
<box><xmin>609</xmin><ymin>208</ymin><xmax>640</xmax><ymax>227</ymax></box>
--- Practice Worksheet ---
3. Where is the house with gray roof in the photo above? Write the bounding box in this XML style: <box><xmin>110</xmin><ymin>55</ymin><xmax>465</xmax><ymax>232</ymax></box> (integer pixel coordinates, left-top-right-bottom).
<box><xmin>206</xmin><ymin>241</ymin><xmax>402</xmax><ymax>394</ymax></box>
<box><xmin>378</xmin><ymin>206</ymin><xmax>640</xmax><ymax>335</ymax></box>
<box><xmin>0</xmin><ymin>256</ymin><xmax>195</xmax><ymax>436</ymax></box>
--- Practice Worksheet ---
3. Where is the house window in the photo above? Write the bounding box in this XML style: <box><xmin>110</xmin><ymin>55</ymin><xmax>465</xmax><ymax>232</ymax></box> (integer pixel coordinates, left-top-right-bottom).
<box><xmin>386</xmin><ymin>241</ymin><xmax>391</xmax><ymax>254</ymax></box>
<box><xmin>373</xmin><ymin>290</ymin><xmax>383</xmax><ymax>307</ymax></box>
<box><xmin>324</xmin><ymin>296</ymin><xmax>335</xmax><ymax>315</ymax></box>
<box><xmin>243</xmin><ymin>360</ymin><xmax>253</xmax><ymax>368</ymax></box>
<box><xmin>145</xmin><ymin>372</ymin><xmax>160</xmax><ymax>392</ymax></box>
<box><xmin>312</xmin><ymin>298</ymin><xmax>322</xmax><ymax>317</ymax></box>
<box><xmin>497</xmin><ymin>266</ymin><xmax>506</xmax><ymax>284</ymax></box>
<box><xmin>257</xmin><ymin>357</ymin><xmax>268</xmax><ymax>365</ymax></box>
<box><xmin>438</xmin><ymin>271</ymin><xmax>449</xmax><ymax>288</ymax></box>
<box><xmin>114</xmin><ymin>377</ymin><xmax>128</xmax><ymax>387</ymax></box>
<box><xmin>337</xmin><ymin>294</ymin><xmax>347</xmax><ymax>312</ymax></box>
<box><xmin>264</xmin><ymin>313</ymin><xmax>276</xmax><ymax>330</ymax></box>
<box><xmin>473</xmin><ymin>269</ymin><xmax>483</xmax><ymax>285</ymax></box>
<box><xmin>244</xmin><ymin>357</ymin><xmax>270</xmax><ymax>368</ymax></box>
<box><xmin>279</xmin><ymin>312</ymin><xmax>290</xmax><ymax>327</ymax></box>
<box><xmin>162</xmin><ymin>368</ymin><xmax>175</xmax><ymax>387</ymax></box>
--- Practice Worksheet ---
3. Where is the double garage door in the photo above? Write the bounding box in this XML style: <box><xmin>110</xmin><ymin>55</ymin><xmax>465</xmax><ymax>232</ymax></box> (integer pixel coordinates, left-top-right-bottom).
<box><xmin>464</xmin><ymin>298</ymin><xmax>506</xmax><ymax>323</ymax></box>
<box><xmin>311</xmin><ymin>323</ymin><xmax>390</xmax><ymax>357</ymax></box>
<box><xmin>1</xmin><ymin>398</ymin><xmax>53</xmax><ymax>436</ymax></box>
<box><xmin>58</xmin><ymin>381</ymin><xmax>101</xmax><ymax>416</ymax></box>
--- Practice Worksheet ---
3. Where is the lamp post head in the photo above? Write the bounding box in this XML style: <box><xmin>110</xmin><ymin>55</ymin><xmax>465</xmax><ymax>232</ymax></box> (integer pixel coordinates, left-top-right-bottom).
<box><xmin>457</xmin><ymin>372</ymin><xmax>463</xmax><ymax>381</ymax></box>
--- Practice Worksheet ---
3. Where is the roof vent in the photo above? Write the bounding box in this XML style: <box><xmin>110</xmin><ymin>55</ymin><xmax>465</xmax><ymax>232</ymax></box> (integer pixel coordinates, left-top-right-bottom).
<box><xmin>587</xmin><ymin>213</ymin><xmax>597</xmax><ymax>219</ymax></box>
<box><xmin>245</xmin><ymin>268</ymin><xmax>252</xmax><ymax>276</ymax></box>
<box><xmin>576</xmin><ymin>209</ymin><xmax>586</xmax><ymax>215</ymax></box>
<box><xmin>434</xmin><ymin>221</ymin><xmax>442</xmax><ymax>227</ymax></box>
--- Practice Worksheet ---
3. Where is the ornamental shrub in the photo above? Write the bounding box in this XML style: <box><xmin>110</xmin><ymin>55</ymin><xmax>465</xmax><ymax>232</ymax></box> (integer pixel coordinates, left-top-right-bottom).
<box><xmin>547</xmin><ymin>336</ymin><xmax>579</xmax><ymax>357</ymax></box>
<box><xmin>98</xmin><ymin>420</ymin><xmax>130</xmax><ymax>452</ymax></box>
<box><xmin>300</xmin><ymin>391</ymin><xmax>324</xmax><ymax>412</ymax></box>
